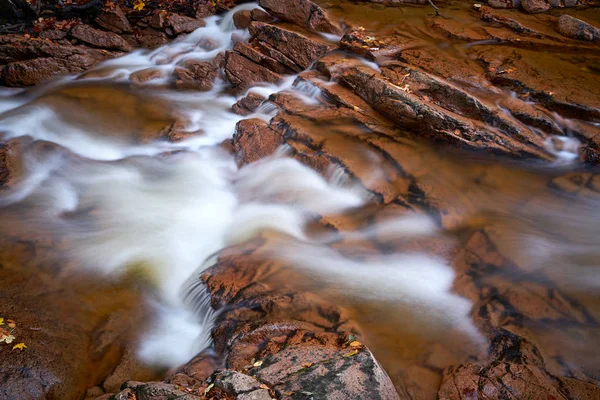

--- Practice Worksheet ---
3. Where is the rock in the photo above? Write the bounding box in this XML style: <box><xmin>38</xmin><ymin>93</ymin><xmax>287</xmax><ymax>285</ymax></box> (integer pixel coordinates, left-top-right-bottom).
<box><xmin>95</xmin><ymin>6</ymin><xmax>132</xmax><ymax>34</ymax></box>
<box><xmin>173</xmin><ymin>60</ymin><xmax>217</xmax><ymax>91</ymax></box>
<box><xmin>176</xmin><ymin>351</ymin><xmax>219</xmax><ymax>382</ymax></box>
<box><xmin>0</xmin><ymin>35</ymin><xmax>118</xmax><ymax>86</ymax></box>
<box><xmin>215</xmin><ymin>370</ymin><xmax>262</xmax><ymax>394</ymax></box>
<box><xmin>339</xmin><ymin>65</ymin><xmax>552</xmax><ymax>160</ymax></box>
<box><xmin>102</xmin><ymin>349</ymin><xmax>159</xmax><ymax>393</ymax></box>
<box><xmin>488</xmin><ymin>0</ymin><xmax>521</xmax><ymax>8</ymax></box>
<box><xmin>233</xmin><ymin>9</ymin><xmax>252</xmax><ymax>29</ymax></box>
<box><xmin>137</xmin><ymin>28</ymin><xmax>169</xmax><ymax>49</ymax></box>
<box><xmin>250</xmin><ymin>9</ymin><xmax>275</xmax><ymax>23</ymax></box>
<box><xmin>71</xmin><ymin>24</ymin><xmax>133</xmax><ymax>52</ymax></box>
<box><xmin>224</xmin><ymin>51</ymin><xmax>282</xmax><ymax>92</ymax></box>
<box><xmin>248</xmin><ymin>22</ymin><xmax>333</xmax><ymax>70</ymax></box>
<box><xmin>118</xmin><ymin>381</ymin><xmax>200</xmax><ymax>400</ymax></box>
<box><xmin>130</xmin><ymin>68</ymin><xmax>163</xmax><ymax>84</ymax></box>
<box><xmin>233</xmin><ymin>118</ymin><xmax>283</xmax><ymax>165</ymax></box>
<box><xmin>195</xmin><ymin>0</ymin><xmax>217</xmax><ymax>18</ymax></box>
<box><xmin>166</xmin><ymin>14</ymin><xmax>205</xmax><ymax>35</ymax></box>
<box><xmin>39</xmin><ymin>29</ymin><xmax>68</xmax><ymax>40</ymax></box>
<box><xmin>521</xmin><ymin>0</ymin><xmax>550</xmax><ymax>13</ymax></box>
<box><xmin>557</xmin><ymin>15</ymin><xmax>600</xmax><ymax>42</ymax></box>
<box><xmin>0</xmin><ymin>138</ymin><xmax>24</xmax><ymax>190</ymax></box>
<box><xmin>258</xmin><ymin>0</ymin><xmax>341</xmax><ymax>34</ymax></box>
<box><xmin>150</xmin><ymin>10</ymin><xmax>168</xmax><ymax>30</ymax></box>
<box><xmin>232</xmin><ymin>92</ymin><xmax>266</xmax><ymax>115</ymax></box>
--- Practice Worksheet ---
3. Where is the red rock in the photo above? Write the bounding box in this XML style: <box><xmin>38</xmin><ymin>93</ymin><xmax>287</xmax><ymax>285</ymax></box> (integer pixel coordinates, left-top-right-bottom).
<box><xmin>557</xmin><ymin>14</ymin><xmax>600</xmax><ymax>42</ymax></box>
<box><xmin>233</xmin><ymin>118</ymin><xmax>283</xmax><ymax>165</ymax></box>
<box><xmin>137</xmin><ymin>28</ymin><xmax>169</xmax><ymax>49</ymax></box>
<box><xmin>166</xmin><ymin>14</ymin><xmax>206</xmax><ymax>35</ymax></box>
<box><xmin>521</xmin><ymin>0</ymin><xmax>550</xmax><ymax>13</ymax></box>
<box><xmin>258</xmin><ymin>0</ymin><xmax>341</xmax><ymax>34</ymax></box>
<box><xmin>339</xmin><ymin>65</ymin><xmax>553</xmax><ymax>160</ymax></box>
<box><xmin>39</xmin><ymin>29</ymin><xmax>68</xmax><ymax>40</ymax></box>
<box><xmin>250</xmin><ymin>8</ymin><xmax>275</xmax><ymax>23</ymax></box>
<box><xmin>173</xmin><ymin>60</ymin><xmax>217</xmax><ymax>91</ymax></box>
<box><xmin>0</xmin><ymin>138</ymin><xmax>24</xmax><ymax>190</ymax></box>
<box><xmin>232</xmin><ymin>92</ymin><xmax>266</xmax><ymax>115</ymax></box>
<box><xmin>224</xmin><ymin>51</ymin><xmax>282</xmax><ymax>93</ymax></box>
<box><xmin>248</xmin><ymin>22</ymin><xmax>333</xmax><ymax>70</ymax></box>
<box><xmin>0</xmin><ymin>36</ymin><xmax>118</xmax><ymax>86</ymax></box>
<box><xmin>71</xmin><ymin>24</ymin><xmax>132</xmax><ymax>52</ymax></box>
<box><xmin>95</xmin><ymin>6</ymin><xmax>132</xmax><ymax>34</ymax></box>
<box><xmin>233</xmin><ymin>9</ymin><xmax>252</xmax><ymax>29</ymax></box>
<box><xmin>129</xmin><ymin>68</ymin><xmax>162</xmax><ymax>84</ymax></box>
<box><xmin>195</xmin><ymin>0</ymin><xmax>217</xmax><ymax>18</ymax></box>
<box><xmin>488</xmin><ymin>0</ymin><xmax>522</xmax><ymax>8</ymax></box>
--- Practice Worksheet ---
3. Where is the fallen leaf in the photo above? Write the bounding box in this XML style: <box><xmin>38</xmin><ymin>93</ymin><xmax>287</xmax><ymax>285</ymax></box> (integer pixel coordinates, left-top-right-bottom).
<box><xmin>301</xmin><ymin>362</ymin><xmax>313</xmax><ymax>368</ymax></box>
<box><xmin>0</xmin><ymin>318</ymin><xmax>3</xmax><ymax>325</ymax></box>
<box><xmin>133</xmin><ymin>0</ymin><xmax>145</xmax><ymax>11</ymax></box>
<box><xmin>343</xmin><ymin>349</ymin><xmax>359</xmax><ymax>357</ymax></box>
<box><xmin>349</xmin><ymin>341</ymin><xmax>362</xmax><ymax>347</ymax></box>
<box><xmin>301</xmin><ymin>391</ymin><xmax>313</xmax><ymax>396</ymax></box>
<box><xmin>203</xmin><ymin>383</ymin><xmax>214</xmax><ymax>395</ymax></box>
<box><xmin>1</xmin><ymin>334</ymin><xmax>16</xmax><ymax>344</ymax></box>
<box><xmin>7</xmin><ymin>320</ymin><xmax>16</xmax><ymax>329</ymax></box>
<box><xmin>253</xmin><ymin>360</ymin><xmax>263</xmax><ymax>367</ymax></box>
<box><xmin>259</xmin><ymin>384</ymin><xmax>270</xmax><ymax>390</ymax></box>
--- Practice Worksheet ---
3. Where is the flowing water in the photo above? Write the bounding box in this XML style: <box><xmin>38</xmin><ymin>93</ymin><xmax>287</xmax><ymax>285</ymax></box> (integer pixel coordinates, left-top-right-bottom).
<box><xmin>1</xmin><ymin>3</ymin><xmax>599</xmax><ymax>398</ymax></box>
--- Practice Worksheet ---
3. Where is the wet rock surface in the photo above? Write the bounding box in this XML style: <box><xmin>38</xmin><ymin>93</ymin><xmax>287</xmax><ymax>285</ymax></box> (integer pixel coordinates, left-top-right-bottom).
<box><xmin>2</xmin><ymin>1</ymin><xmax>600</xmax><ymax>400</ymax></box>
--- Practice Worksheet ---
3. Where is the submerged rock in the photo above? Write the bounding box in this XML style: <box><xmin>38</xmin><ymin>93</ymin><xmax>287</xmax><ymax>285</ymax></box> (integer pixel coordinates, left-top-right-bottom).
<box><xmin>557</xmin><ymin>14</ymin><xmax>600</xmax><ymax>42</ymax></box>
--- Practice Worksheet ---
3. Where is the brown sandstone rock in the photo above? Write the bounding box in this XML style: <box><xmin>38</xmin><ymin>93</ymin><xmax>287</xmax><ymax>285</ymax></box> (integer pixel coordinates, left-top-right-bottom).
<box><xmin>137</xmin><ymin>28</ymin><xmax>169</xmax><ymax>49</ymax></box>
<box><xmin>129</xmin><ymin>68</ymin><xmax>163</xmax><ymax>84</ymax></box>
<box><xmin>521</xmin><ymin>0</ymin><xmax>551</xmax><ymax>13</ymax></box>
<box><xmin>224</xmin><ymin>51</ymin><xmax>282</xmax><ymax>92</ymax></box>
<box><xmin>71</xmin><ymin>24</ymin><xmax>132</xmax><ymax>52</ymax></box>
<box><xmin>557</xmin><ymin>14</ymin><xmax>600</xmax><ymax>42</ymax></box>
<box><xmin>0</xmin><ymin>138</ymin><xmax>24</xmax><ymax>190</ymax></box>
<box><xmin>166</xmin><ymin>14</ymin><xmax>206</xmax><ymax>35</ymax></box>
<box><xmin>339</xmin><ymin>65</ymin><xmax>552</xmax><ymax>160</ymax></box>
<box><xmin>232</xmin><ymin>92</ymin><xmax>267</xmax><ymax>115</ymax></box>
<box><xmin>39</xmin><ymin>29</ymin><xmax>69</xmax><ymax>41</ymax></box>
<box><xmin>0</xmin><ymin>36</ymin><xmax>118</xmax><ymax>86</ymax></box>
<box><xmin>95</xmin><ymin>6</ymin><xmax>132</xmax><ymax>34</ymax></box>
<box><xmin>173</xmin><ymin>60</ymin><xmax>217</xmax><ymax>91</ymax></box>
<box><xmin>488</xmin><ymin>0</ymin><xmax>521</xmax><ymax>8</ymax></box>
<box><xmin>248</xmin><ymin>22</ymin><xmax>333</xmax><ymax>70</ymax></box>
<box><xmin>233</xmin><ymin>9</ymin><xmax>252</xmax><ymax>29</ymax></box>
<box><xmin>250</xmin><ymin>8</ymin><xmax>275</xmax><ymax>23</ymax></box>
<box><xmin>233</xmin><ymin>118</ymin><xmax>283</xmax><ymax>165</ymax></box>
<box><xmin>258</xmin><ymin>0</ymin><xmax>341</xmax><ymax>35</ymax></box>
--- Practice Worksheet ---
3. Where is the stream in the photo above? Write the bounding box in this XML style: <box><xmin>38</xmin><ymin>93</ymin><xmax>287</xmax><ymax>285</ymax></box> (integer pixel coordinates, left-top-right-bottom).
<box><xmin>0</xmin><ymin>2</ymin><xmax>599</xmax><ymax>399</ymax></box>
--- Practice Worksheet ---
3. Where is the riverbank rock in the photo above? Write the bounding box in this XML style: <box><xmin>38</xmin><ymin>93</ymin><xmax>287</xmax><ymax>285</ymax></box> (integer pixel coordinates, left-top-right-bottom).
<box><xmin>71</xmin><ymin>24</ymin><xmax>133</xmax><ymax>52</ymax></box>
<box><xmin>521</xmin><ymin>0</ymin><xmax>551</xmax><ymax>13</ymax></box>
<box><xmin>0</xmin><ymin>35</ymin><xmax>119</xmax><ymax>86</ymax></box>
<box><xmin>95</xmin><ymin>6</ymin><xmax>132</xmax><ymax>34</ymax></box>
<box><xmin>557</xmin><ymin>14</ymin><xmax>600</xmax><ymax>41</ymax></box>
<box><xmin>232</xmin><ymin>92</ymin><xmax>266</xmax><ymax>115</ymax></box>
<box><xmin>258</xmin><ymin>0</ymin><xmax>341</xmax><ymax>35</ymax></box>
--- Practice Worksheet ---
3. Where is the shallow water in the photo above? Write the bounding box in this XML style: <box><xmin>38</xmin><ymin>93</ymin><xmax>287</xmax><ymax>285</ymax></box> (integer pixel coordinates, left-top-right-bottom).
<box><xmin>1</xmin><ymin>2</ymin><xmax>599</xmax><ymax>398</ymax></box>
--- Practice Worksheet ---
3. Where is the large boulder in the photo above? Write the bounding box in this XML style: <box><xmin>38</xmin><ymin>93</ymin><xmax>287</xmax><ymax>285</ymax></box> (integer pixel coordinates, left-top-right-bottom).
<box><xmin>0</xmin><ymin>35</ymin><xmax>119</xmax><ymax>86</ymax></box>
<box><xmin>248</xmin><ymin>22</ymin><xmax>333</xmax><ymax>70</ymax></box>
<box><xmin>224</xmin><ymin>51</ymin><xmax>282</xmax><ymax>92</ymax></box>
<box><xmin>70</xmin><ymin>24</ymin><xmax>133</xmax><ymax>52</ymax></box>
<box><xmin>258</xmin><ymin>0</ymin><xmax>341</xmax><ymax>35</ymax></box>
<box><xmin>95</xmin><ymin>6</ymin><xmax>132</xmax><ymax>34</ymax></box>
<box><xmin>557</xmin><ymin>14</ymin><xmax>600</xmax><ymax>42</ymax></box>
